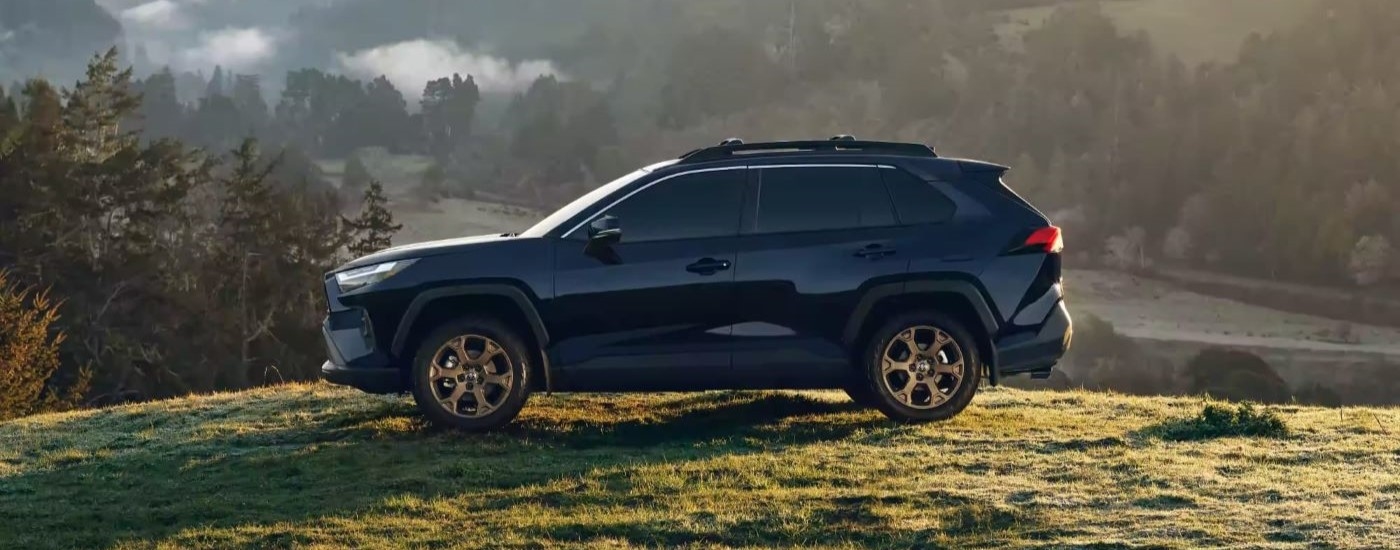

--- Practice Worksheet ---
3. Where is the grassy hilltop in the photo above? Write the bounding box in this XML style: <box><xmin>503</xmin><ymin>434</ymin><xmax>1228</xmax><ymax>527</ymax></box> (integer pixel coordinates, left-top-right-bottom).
<box><xmin>1</xmin><ymin>384</ymin><xmax>1397</xmax><ymax>549</ymax></box>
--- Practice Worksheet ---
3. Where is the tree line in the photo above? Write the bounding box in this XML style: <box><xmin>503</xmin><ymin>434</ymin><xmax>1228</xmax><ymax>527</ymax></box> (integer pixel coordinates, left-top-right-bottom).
<box><xmin>0</xmin><ymin>50</ymin><xmax>399</xmax><ymax>419</ymax></box>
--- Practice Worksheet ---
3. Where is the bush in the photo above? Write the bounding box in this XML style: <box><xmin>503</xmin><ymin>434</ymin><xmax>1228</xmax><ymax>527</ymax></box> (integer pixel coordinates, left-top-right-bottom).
<box><xmin>1183</xmin><ymin>348</ymin><xmax>1290</xmax><ymax>403</ymax></box>
<box><xmin>0</xmin><ymin>271</ymin><xmax>88</xmax><ymax>420</ymax></box>
<box><xmin>1059</xmin><ymin>313</ymin><xmax>1172</xmax><ymax>394</ymax></box>
<box><xmin>1150</xmin><ymin>402</ymin><xmax>1289</xmax><ymax>441</ymax></box>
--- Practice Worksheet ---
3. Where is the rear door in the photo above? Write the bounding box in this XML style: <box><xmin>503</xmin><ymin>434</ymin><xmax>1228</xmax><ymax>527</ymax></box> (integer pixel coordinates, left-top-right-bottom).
<box><xmin>729</xmin><ymin>164</ymin><xmax>912</xmax><ymax>387</ymax></box>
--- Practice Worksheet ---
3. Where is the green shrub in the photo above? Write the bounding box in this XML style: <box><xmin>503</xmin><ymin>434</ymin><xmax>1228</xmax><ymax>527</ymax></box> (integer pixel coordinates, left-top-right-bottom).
<box><xmin>1183</xmin><ymin>348</ymin><xmax>1290</xmax><ymax>403</ymax></box>
<box><xmin>1059</xmin><ymin>313</ymin><xmax>1172</xmax><ymax>394</ymax></box>
<box><xmin>1150</xmin><ymin>402</ymin><xmax>1289</xmax><ymax>441</ymax></box>
<box><xmin>0</xmin><ymin>271</ymin><xmax>88</xmax><ymax>420</ymax></box>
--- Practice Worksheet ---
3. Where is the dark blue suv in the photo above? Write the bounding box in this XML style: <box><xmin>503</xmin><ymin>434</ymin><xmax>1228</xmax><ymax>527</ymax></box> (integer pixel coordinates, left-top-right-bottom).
<box><xmin>321</xmin><ymin>137</ymin><xmax>1071</xmax><ymax>430</ymax></box>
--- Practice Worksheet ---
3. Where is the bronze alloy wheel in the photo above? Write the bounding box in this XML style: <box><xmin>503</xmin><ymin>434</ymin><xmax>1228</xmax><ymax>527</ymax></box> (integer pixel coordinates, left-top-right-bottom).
<box><xmin>879</xmin><ymin>325</ymin><xmax>966</xmax><ymax>409</ymax></box>
<box><xmin>427</xmin><ymin>333</ymin><xmax>514</xmax><ymax>419</ymax></box>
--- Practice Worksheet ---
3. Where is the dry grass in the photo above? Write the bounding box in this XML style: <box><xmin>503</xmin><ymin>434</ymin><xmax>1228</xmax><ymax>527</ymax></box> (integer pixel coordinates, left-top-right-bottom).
<box><xmin>1</xmin><ymin>384</ymin><xmax>1397</xmax><ymax>548</ymax></box>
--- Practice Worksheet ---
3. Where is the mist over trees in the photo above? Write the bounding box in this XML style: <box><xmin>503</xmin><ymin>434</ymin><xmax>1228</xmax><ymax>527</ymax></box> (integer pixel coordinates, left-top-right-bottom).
<box><xmin>2</xmin><ymin>0</ymin><xmax>1398</xmax><ymax>413</ymax></box>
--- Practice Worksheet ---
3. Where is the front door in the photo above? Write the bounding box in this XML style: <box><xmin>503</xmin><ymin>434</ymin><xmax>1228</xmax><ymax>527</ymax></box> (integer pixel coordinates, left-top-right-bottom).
<box><xmin>548</xmin><ymin>167</ymin><xmax>747</xmax><ymax>390</ymax></box>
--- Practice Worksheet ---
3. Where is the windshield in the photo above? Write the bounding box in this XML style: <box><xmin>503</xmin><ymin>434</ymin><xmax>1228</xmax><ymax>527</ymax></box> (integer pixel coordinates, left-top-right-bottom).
<box><xmin>520</xmin><ymin>161</ymin><xmax>675</xmax><ymax>237</ymax></box>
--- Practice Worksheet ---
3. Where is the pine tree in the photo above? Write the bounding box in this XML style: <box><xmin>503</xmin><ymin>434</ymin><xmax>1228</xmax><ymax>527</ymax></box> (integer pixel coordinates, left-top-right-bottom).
<box><xmin>0</xmin><ymin>86</ymin><xmax>17</xmax><ymax>139</ymax></box>
<box><xmin>345</xmin><ymin>180</ymin><xmax>401</xmax><ymax>257</ymax></box>
<box><xmin>63</xmin><ymin>48</ymin><xmax>140</xmax><ymax>162</ymax></box>
<box><xmin>137</xmin><ymin>67</ymin><xmax>183</xmax><ymax>140</ymax></box>
<box><xmin>206</xmin><ymin>65</ymin><xmax>226</xmax><ymax>98</ymax></box>
<box><xmin>342</xmin><ymin>153</ymin><xmax>372</xmax><ymax>196</ymax></box>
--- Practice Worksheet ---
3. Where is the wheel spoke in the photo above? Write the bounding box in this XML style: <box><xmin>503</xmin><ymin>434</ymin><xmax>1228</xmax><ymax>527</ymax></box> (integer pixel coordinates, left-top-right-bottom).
<box><xmin>438</xmin><ymin>383</ymin><xmax>466</xmax><ymax>409</ymax></box>
<box><xmin>449</xmin><ymin>337</ymin><xmax>468</xmax><ymax>362</ymax></box>
<box><xmin>484</xmin><ymin>370</ymin><xmax>512</xmax><ymax>388</ymax></box>
<box><xmin>473</xmin><ymin>340</ymin><xmax>502</xmax><ymax>366</ymax></box>
<box><xmin>935</xmin><ymin>360</ymin><xmax>963</xmax><ymax>376</ymax></box>
<box><xmin>472</xmin><ymin>386</ymin><xmax>493</xmax><ymax>415</ymax></box>
<box><xmin>882</xmin><ymin>356</ymin><xmax>912</xmax><ymax>374</ymax></box>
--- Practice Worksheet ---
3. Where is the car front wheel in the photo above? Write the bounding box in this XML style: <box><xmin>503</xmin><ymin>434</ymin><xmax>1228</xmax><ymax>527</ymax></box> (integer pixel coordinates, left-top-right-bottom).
<box><xmin>410</xmin><ymin>317</ymin><xmax>531</xmax><ymax>431</ymax></box>
<box><xmin>862</xmin><ymin>311</ymin><xmax>982</xmax><ymax>423</ymax></box>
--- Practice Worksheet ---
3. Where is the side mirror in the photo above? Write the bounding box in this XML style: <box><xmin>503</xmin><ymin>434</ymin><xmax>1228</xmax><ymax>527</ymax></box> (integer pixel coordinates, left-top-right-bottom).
<box><xmin>587</xmin><ymin>215</ymin><xmax>621</xmax><ymax>245</ymax></box>
<box><xmin>584</xmin><ymin>215</ymin><xmax>622</xmax><ymax>265</ymax></box>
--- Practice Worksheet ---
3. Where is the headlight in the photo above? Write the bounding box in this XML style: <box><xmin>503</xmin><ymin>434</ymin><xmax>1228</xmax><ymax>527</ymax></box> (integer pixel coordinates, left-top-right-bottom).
<box><xmin>334</xmin><ymin>260</ymin><xmax>416</xmax><ymax>293</ymax></box>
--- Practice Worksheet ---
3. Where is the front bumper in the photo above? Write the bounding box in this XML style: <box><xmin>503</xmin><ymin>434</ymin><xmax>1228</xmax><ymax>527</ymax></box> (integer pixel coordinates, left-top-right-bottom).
<box><xmin>321</xmin><ymin>305</ymin><xmax>404</xmax><ymax>394</ymax></box>
<box><xmin>321</xmin><ymin>360</ymin><xmax>402</xmax><ymax>394</ymax></box>
<box><xmin>994</xmin><ymin>300</ymin><xmax>1073</xmax><ymax>377</ymax></box>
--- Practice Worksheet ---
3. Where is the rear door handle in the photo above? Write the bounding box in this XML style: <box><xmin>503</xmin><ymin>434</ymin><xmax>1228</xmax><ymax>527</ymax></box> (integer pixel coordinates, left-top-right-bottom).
<box><xmin>854</xmin><ymin>244</ymin><xmax>897</xmax><ymax>259</ymax></box>
<box><xmin>685</xmin><ymin>258</ymin><xmax>732</xmax><ymax>275</ymax></box>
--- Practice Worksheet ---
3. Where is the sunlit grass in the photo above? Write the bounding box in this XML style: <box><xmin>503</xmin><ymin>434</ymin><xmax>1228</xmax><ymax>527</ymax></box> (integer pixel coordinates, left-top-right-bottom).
<box><xmin>1</xmin><ymin>383</ymin><xmax>1396</xmax><ymax>548</ymax></box>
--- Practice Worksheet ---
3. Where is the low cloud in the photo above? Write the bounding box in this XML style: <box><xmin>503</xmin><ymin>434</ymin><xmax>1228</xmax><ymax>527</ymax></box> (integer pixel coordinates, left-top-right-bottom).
<box><xmin>336</xmin><ymin>39</ymin><xmax>559</xmax><ymax>98</ymax></box>
<box><xmin>180</xmin><ymin>27</ymin><xmax>276</xmax><ymax>71</ymax></box>
<box><xmin>120</xmin><ymin>0</ymin><xmax>189</xmax><ymax>30</ymax></box>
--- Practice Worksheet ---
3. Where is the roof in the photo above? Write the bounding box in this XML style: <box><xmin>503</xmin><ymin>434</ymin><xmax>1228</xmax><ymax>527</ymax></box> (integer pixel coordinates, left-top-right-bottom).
<box><xmin>677</xmin><ymin>136</ymin><xmax>937</xmax><ymax>165</ymax></box>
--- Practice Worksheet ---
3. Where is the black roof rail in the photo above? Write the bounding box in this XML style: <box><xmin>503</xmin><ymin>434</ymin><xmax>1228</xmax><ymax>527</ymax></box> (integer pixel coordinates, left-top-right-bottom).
<box><xmin>679</xmin><ymin>138</ymin><xmax>936</xmax><ymax>164</ymax></box>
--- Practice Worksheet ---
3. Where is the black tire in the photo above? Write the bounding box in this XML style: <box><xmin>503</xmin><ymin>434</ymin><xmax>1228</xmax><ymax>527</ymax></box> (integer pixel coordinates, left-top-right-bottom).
<box><xmin>410</xmin><ymin>316</ymin><xmax>531</xmax><ymax>431</ymax></box>
<box><xmin>861</xmin><ymin>310</ymin><xmax>983</xmax><ymax>423</ymax></box>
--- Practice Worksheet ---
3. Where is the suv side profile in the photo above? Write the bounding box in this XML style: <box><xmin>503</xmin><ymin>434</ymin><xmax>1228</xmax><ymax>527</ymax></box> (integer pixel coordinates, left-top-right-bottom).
<box><xmin>321</xmin><ymin>137</ymin><xmax>1072</xmax><ymax>430</ymax></box>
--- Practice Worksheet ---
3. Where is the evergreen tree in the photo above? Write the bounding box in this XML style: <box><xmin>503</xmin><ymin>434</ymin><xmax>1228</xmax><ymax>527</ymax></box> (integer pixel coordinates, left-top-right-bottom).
<box><xmin>231</xmin><ymin>74</ymin><xmax>270</xmax><ymax>130</ymax></box>
<box><xmin>342</xmin><ymin>153</ymin><xmax>372</xmax><ymax>196</ymax></box>
<box><xmin>205</xmin><ymin>65</ymin><xmax>226</xmax><ymax>98</ymax></box>
<box><xmin>0</xmin><ymin>86</ymin><xmax>17</xmax><ymax>139</ymax></box>
<box><xmin>344</xmin><ymin>180</ymin><xmax>401</xmax><ymax>257</ymax></box>
<box><xmin>135</xmin><ymin>67</ymin><xmax>183</xmax><ymax>140</ymax></box>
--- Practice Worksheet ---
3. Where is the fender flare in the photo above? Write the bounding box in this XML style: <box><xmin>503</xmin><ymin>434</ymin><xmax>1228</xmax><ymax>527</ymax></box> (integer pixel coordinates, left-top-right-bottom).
<box><xmin>842</xmin><ymin>280</ymin><xmax>1002</xmax><ymax>380</ymax></box>
<box><xmin>390</xmin><ymin>284</ymin><xmax>550</xmax><ymax>357</ymax></box>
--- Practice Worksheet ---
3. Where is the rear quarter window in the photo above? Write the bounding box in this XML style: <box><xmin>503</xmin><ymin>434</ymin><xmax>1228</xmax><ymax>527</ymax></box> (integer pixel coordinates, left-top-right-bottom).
<box><xmin>881</xmin><ymin>168</ymin><xmax>956</xmax><ymax>225</ymax></box>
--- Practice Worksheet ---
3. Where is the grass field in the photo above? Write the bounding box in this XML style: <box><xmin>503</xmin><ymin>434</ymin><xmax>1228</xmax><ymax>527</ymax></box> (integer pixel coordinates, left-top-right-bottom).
<box><xmin>1</xmin><ymin>385</ymin><xmax>1397</xmax><ymax>548</ymax></box>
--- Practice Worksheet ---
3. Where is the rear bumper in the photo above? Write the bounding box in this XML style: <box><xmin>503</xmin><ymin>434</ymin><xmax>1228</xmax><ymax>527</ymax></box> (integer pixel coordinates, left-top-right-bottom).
<box><xmin>994</xmin><ymin>300</ymin><xmax>1072</xmax><ymax>377</ymax></box>
<box><xmin>321</xmin><ymin>361</ymin><xmax>402</xmax><ymax>394</ymax></box>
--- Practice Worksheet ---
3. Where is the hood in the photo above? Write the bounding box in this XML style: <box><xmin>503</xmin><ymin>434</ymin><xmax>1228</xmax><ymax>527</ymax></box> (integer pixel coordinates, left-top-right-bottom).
<box><xmin>336</xmin><ymin>233</ymin><xmax>517</xmax><ymax>271</ymax></box>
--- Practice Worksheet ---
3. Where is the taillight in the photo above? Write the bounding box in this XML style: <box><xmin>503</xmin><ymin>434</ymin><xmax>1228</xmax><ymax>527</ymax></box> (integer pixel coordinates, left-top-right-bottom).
<box><xmin>1012</xmin><ymin>226</ymin><xmax>1063</xmax><ymax>254</ymax></box>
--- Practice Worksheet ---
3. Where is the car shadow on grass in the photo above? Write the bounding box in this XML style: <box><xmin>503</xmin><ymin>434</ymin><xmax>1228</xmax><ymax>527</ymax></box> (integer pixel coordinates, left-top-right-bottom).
<box><xmin>0</xmin><ymin>390</ymin><xmax>921</xmax><ymax>549</ymax></box>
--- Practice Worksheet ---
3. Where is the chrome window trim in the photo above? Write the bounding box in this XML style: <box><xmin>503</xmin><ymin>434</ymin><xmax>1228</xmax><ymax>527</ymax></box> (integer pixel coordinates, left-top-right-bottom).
<box><xmin>561</xmin><ymin>163</ymin><xmax>896</xmax><ymax>238</ymax></box>
<box><xmin>752</xmin><ymin>164</ymin><xmax>896</xmax><ymax>169</ymax></box>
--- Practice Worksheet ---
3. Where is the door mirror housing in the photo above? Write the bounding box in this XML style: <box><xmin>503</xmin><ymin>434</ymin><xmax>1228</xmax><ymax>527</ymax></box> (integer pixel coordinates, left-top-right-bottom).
<box><xmin>587</xmin><ymin>215</ymin><xmax>621</xmax><ymax>245</ymax></box>
<box><xmin>584</xmin><ymin>215</ymin><xmax>622</xmax><ymax>264</ymax></box>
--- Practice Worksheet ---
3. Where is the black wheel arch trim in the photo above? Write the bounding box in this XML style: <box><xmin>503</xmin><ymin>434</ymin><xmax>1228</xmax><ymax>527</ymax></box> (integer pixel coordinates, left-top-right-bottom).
<box><xmin>390</xmin><ymin>284</ymin><xmax>550</xmax><ymax>358</ymax></box>
<box><xmin>843</xmin><ymin>280</ymin><xmax>1002</xmax><ymax>383</ymax></box>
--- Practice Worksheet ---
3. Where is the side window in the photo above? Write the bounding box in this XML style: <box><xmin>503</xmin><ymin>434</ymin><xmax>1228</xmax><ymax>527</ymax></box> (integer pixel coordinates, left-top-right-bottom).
<box><xmin>601</xmin><ymin>169</ymin><xmax>745</xmax><ymax>242</ymax></box>
<box><xmin>882</xmin><ymin>168</ymin><xmax>956</xmax><ymax>225</ymax></box>
<box><xmin>754</xmin><ymin>167</ymin><xmax>894</xmax><ymax>234</ymax></box>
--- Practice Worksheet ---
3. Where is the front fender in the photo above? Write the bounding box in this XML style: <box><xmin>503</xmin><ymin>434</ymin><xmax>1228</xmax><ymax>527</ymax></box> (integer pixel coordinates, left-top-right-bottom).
<box><xmin>389</xmin><ymin>284</ymin><xmax>550</xmax><ymax>357</ymax></box>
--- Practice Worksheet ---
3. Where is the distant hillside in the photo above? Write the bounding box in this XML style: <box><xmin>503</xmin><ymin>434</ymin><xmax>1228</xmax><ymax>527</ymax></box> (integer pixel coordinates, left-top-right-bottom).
<box><xmin>1000</xmin><ymin>0</ymin><xmax>1320</xmax><ymax>65</ymax></box>
<box><xmin>1</xmin><ymin>384</ymin><xmax>1395</xmax><ymax>548</ymax></box>
<box><xmin>0</xmin><ymin>0</ymin><xmax>122</xmax><ymax>82</ymax></box>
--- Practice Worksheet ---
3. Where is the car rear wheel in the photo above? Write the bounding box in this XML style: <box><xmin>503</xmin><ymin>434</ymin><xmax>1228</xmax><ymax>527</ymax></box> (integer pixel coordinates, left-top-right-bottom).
<box><xmin>862</xmin><ymin>311</ymin><xmax>982</xmax><ymax>423</ymax></box>
<box><xmin>410</xmin><ymin>317</ymin><xmax>531</xmax><ymax>431</ymax></box>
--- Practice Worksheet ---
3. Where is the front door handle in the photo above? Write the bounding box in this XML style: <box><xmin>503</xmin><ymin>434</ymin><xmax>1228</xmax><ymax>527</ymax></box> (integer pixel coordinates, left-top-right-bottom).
<box><xmin>854</xmin><ymin>244</ymin><xmax>897</xmax><ymax>259</ymax></box>
<box><xmin>685</xmin><ymin>258</ymin><xmax>732</xmax><ymax>275</ymax></box>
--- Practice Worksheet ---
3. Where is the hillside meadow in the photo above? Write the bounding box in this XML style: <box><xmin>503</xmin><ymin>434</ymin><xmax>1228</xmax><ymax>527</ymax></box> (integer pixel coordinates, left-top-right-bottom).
<box><xmin>1</xmin><ymin>384</ymin><xmax>1397</xmax><ymax>548</ymax></box>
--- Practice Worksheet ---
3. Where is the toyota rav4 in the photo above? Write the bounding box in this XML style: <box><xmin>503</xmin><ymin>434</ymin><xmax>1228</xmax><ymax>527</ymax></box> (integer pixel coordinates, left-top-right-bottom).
<box><xmin>321</xmin><ymin>137</ymin><xmax>1072</xmax><ymax>430</ymax></box>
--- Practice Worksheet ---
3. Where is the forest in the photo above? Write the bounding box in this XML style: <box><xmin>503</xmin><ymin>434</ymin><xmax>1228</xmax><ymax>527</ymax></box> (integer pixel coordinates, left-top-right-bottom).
<box><xmin>1</xmin><ymin>0</ymin><xmax>1398</xmax><ymax>417</ymax></box>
